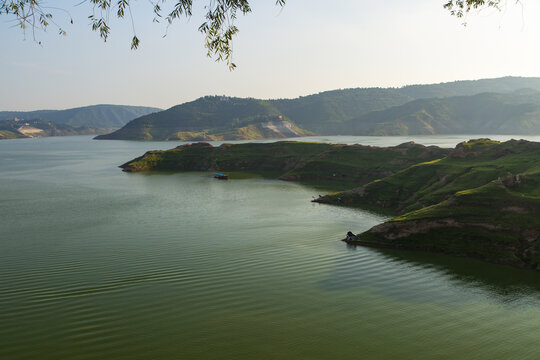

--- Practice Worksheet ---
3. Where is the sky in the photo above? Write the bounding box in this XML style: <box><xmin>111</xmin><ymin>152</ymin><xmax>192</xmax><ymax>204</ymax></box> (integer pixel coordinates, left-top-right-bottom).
<box><xmin>2</xmin><ymin>0</ymin><xmax>540</xmax><ymax>111</ymax></box>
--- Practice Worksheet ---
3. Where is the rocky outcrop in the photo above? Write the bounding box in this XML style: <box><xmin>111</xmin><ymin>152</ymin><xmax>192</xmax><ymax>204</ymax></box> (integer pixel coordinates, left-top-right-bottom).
<box><xmin>348</xmin><ymin>217</ymin><xmax>540</xmax><ymax>270</ymax></box>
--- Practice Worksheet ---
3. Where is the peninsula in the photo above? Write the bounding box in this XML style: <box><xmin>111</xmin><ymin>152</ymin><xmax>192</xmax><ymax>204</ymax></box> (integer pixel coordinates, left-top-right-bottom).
<box><xmin>120</xmin><ymin>141</ymin><xmax>450</xmax><ymax>190</ymax></box>
<box><xmin>121</xmin><ymin>138</ymin><xmax>540</xmax><ymax>270</ymax></box>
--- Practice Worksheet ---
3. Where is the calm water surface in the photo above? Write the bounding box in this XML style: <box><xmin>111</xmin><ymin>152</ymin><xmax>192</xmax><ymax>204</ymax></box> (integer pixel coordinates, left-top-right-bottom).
<box><xmin>2</xmin><ymin>135</ymin><xmax>540</xmax><ymax>360</ymax></box>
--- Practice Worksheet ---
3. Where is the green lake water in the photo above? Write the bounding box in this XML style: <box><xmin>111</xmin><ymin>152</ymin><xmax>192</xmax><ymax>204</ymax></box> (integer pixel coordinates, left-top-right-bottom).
<box><xmin>2</xmin><ymin>135</ymin><xmax>540</xmax><ymax>360</ymax></box>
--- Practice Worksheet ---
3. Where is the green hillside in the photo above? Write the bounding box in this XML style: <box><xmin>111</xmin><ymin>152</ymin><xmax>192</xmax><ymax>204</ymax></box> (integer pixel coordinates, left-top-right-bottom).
<box><xmin>354</xmin><ymin>164</ymin><xmax>540</xmax><ymax>269</ymax></box>
<box><xmin>120</xmin><ymin>141</ymin><xmax>450</xmax><ymax>190</ymax></box>
<box><xmin>0</xmin><ymin>104</ymin><xmax>160</xmax><ymax>129</ymax></box>
<box><xmin>346</xmin><ymin>91</ymin><xmax>540</xmax><ymax>135</ymax></box>
<box><xmin>271</xmin><ymin>88</ymin><xmax>414</xmax><ymax>134</ymax></box>
<box><xmin>317</xmin><ymin>139</ymin><xmax>540</xmax><ymax>212</ymax></box>
<box><xmin>97</xmin><ymin>96</ymin><xmax>312</xmax><ymax>141</ymax></box>
<box><xmin>315</xmin><ymin>139</ymin><xmax>540</xmax><ymax>269</ymax></box>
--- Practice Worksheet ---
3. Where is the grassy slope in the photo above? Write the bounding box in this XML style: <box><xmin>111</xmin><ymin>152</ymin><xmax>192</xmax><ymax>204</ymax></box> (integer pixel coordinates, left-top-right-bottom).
<box><xmin>318</xmin><ymin>139</ymin><xmax>540</xmax><ymax>213</ymax></box>
<box><xmin>334</xmin><ymin>139</ymin><xmax>540</xmax><ymax>270</ymax></box>
<box><xmin>121</xmin><ymin>141</ymin><xmax>450</xmax><ymax>190</ymax></box>
<box><xmin>357</xmin><ymin>173</ymin><xmax>540</xmax><ymax>269</ymax></box>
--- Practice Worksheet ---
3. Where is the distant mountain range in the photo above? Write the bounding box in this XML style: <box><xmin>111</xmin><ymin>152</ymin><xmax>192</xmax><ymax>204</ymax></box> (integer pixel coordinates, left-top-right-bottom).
<box><xmin>5</xmin><ymin>77</ymin><xmax>540</xmax><ymax>141</ymax></box>
<box><xmin>0</xmin><ymin>104</ymin><xmax>161</xmax><ymax>130</ymax></box>
<box><xmin>97</xmin><ymin>76</ymin><xmax>540</xmax><ymax>141</ymax></box>
<box><xmin>271</xmin><ymin>76</ymin><xmax>540</xmax><ymax>134</ymax></box>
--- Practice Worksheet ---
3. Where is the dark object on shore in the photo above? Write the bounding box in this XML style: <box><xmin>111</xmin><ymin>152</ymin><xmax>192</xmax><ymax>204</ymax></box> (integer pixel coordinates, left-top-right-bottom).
<box><xmin>344</xmin><ymin>231</ymin><xmax>358</xmax><ymax>243</ymax></box>
<box><xmin>214</xmin><ymin>173</ymin><xmax>229</xmax><ymax>180</ymax></box>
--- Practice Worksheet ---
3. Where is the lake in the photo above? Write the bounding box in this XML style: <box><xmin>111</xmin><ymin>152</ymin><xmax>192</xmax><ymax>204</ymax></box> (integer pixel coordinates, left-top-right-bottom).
<box><xmin>2</xmin><ymin>135</ymin><xmax>540</xmax><ymax>360</ymax></box>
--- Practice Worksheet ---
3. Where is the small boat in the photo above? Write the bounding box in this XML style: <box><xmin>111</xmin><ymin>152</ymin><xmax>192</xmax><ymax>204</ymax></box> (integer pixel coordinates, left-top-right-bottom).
<box><xmin>214</xmin><ymin>173</ymin><xmax>229</xmax><ymax>180</ymax></box>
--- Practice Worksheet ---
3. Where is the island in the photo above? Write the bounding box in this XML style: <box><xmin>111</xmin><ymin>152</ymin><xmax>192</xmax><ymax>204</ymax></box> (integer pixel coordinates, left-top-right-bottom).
<box><xmin>121</xmin><ymin>139</ymin><xmax>540</xmax><ymax>270</ymax></box>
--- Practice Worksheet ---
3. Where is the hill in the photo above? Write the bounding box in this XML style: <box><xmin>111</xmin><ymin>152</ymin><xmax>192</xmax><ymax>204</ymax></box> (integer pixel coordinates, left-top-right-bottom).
<box><xmin>342</xmin><ymin>139</ymin><xmax>540</xmax><ymax>270</ymax></box>
<box><xmin>120</xmin><ymin>141</ymin><xmax>450</xmax><ymax>190</ymax></box>
<box><xmin>346</xmin><ymin>90</ymin><xmax>540</xmax><ymax>135</ymax></box>
<box><xmin>0</xmin><ymin>104</ymin><xmax>160</xmax><ymax>129</ymax></box>
<box><xmin>97</xmin><ymin>96</ymin><xmax>312</xmax><ymax>141</ymax></box>
<box><xmin>272</xmin><ymin>76</ymin><xmax>540</xmax><ymax>134</ymax></box>
<box><xmin>0</xmin><ymin>119</ymin><xmax>108</xmax><ymax>139</ymax></box>
<box><xmin>316</xmin><ymin>138</ymin><xmax>539</xmax><ymax>211</ymax></box>
<box><xmin>270</xmin><ymin>88</ymin><xmax>414</xmax><ymax>134</ymax></box>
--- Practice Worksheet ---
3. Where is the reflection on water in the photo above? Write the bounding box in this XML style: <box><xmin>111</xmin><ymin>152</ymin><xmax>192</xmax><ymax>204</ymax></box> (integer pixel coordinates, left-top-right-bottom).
<box><xmin>323</xmin><ymin>245</ymin><xmax>540</xmax><ymax>307</ymax></box>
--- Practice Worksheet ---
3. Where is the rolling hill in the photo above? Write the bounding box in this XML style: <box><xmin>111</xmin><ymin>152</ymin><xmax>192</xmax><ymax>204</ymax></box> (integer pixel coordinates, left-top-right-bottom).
<box><xmin>270</xmin><ymin>88</ymin><xmax>414</xmax><ymax>134</ymax></box>
<box><xmin>333</xmin><ymin>139</ymin><xmax>540</xmax><ymax>270</ymax></box>
<box><xmin>96</xmin><ymin>96</ymin><xmax>312</xmax><ymax>141</ymax></box>
<box><xmin>346</xmin><ymin>90</ymin><xmax>540</xmax><ymax>135</ymax></box>
<box><xmin>120</xmin><ymin>141</ymin><xmax>450</xmax><ymax>190</ymax></box>
<box><xmin>272</xmin><ymin>76</ymin><xmax>540</xmax><ymax>134</ymax></box>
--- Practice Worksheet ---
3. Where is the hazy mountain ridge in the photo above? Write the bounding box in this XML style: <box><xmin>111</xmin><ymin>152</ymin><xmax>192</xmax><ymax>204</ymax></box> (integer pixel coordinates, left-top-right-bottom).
<box><xmin>0</xmin><ymin>104</ymin><xmax>161</xmax><ymax>129</ymax></box>
<box><xmin>348</xmin><ymin>90</ymin><xmax>540</xmax><ymax>135</ymax></box>
<box><xmin>399</xmin><ymin>76</ymin><xmax>540</xmax><ymax>99</ymax></box>
<box><xmin>270</xmin><ymin>88</ymin><xmax>415</xmax><ymax>134</ymax></box>
<box><xmin>98</xmin><ymin>76</ymin><xmax>540</xmax><ymax>141</ymax></box>
<box><xmin>271</xmin><ymin>76</ymin><xmax>540</xmax><ymax>134</ymax></box>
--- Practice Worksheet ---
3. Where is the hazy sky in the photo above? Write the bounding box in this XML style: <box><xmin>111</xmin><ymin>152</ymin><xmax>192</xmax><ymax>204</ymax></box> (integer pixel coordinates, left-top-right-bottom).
<box><xmin>2</xmin><ymin>0</ymin><xmax>540</xmax><ymax>111</ymax></box>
